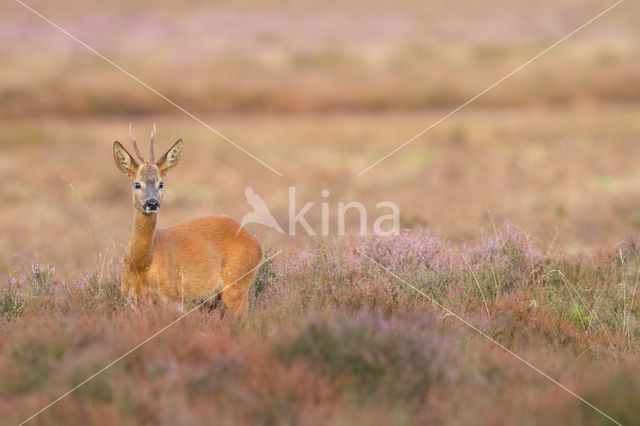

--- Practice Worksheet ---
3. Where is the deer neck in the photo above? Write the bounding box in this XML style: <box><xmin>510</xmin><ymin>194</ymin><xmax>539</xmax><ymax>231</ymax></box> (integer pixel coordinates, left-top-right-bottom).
<box><xmin>124</xmin><ymin>208</ymin><xmax>157</xmax><ymax>272</ymax></box>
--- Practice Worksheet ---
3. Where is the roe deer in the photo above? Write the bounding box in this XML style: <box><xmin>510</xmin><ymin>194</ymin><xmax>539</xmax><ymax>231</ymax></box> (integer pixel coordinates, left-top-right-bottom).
<box><xmin>113</xmin><ymin>124</ymin><xmax>262</xmax><ymax>314</ymax></box>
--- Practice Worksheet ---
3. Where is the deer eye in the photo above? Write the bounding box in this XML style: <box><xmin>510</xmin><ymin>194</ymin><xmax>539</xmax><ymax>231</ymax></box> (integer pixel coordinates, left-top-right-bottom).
<box><xmin>134</xmin><ymin>182</ymin><xmax>142</xmax><ymax>190</ymax></box>
<box><xmin>159</xmin><ymin>182</ymin><xmax>164</xmax><ymax>190</ymax></box>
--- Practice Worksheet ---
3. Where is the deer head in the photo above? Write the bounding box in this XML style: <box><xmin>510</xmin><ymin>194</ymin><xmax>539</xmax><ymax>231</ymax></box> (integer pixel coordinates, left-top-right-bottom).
<box><xmin>113</xmin><ymin>123</ymin><xmax>183</xmax><ymax>215</ymax></box>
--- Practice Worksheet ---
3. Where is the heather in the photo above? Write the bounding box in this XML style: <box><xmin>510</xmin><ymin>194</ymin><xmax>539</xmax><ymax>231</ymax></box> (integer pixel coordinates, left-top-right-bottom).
<box><xmin>1</xmin><ymin>225</ymin><xmax>638</xmax><ymax>425</ymax></box>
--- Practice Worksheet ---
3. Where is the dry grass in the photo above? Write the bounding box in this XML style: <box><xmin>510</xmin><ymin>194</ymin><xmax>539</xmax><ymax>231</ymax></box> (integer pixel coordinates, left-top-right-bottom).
<box><xmin>3</xmin><ymin>107</ymin><xmax>640</xmax><ymax>275</ymax></box>
<box><xmin>1</xmin><ymin>0</ymin><xmax>639</xmax><ymax>116</ymax></box>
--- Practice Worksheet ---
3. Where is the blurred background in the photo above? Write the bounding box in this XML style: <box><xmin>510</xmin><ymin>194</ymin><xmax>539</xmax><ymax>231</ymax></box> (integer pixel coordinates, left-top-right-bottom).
<box><xmin>1</xmin><ymin>0</ymin><xmax>639</xmax><ymax>276</ymax></box>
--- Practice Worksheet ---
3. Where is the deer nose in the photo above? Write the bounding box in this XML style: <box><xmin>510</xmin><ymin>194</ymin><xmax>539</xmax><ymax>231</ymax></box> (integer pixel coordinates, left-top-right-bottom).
<box><xmin>143</xmin><ymin>199</ymin><xmax>160</xmax><ymax>212</ymax></box>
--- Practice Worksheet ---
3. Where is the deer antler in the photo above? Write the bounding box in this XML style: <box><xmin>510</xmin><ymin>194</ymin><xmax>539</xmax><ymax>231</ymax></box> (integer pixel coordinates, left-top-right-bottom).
<box><xmin>149</xmin><ymin>123</ymin><xmax>156</xmax><ymax>163</ymax></box>
<box><xmin>129</xmin><ymin>122</ymin><xmax>146</xmax><ymax>163</ymax></box>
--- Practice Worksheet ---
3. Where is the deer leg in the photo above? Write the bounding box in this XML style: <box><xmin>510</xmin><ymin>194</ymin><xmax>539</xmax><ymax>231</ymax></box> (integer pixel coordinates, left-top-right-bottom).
<box><xmin>220</xmin><ymin>273</ymin><xmax>253</xmax><ymax>315</ymax></box>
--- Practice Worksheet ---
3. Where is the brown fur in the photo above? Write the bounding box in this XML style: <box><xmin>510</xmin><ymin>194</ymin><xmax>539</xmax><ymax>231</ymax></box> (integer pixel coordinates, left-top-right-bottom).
<box><xmin>113</xmin><ymin>134</ymin><xmax>262</xmax><ymax>315</ymax></box>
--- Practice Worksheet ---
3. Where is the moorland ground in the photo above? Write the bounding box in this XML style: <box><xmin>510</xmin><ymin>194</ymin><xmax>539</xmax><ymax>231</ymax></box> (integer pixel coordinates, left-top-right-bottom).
<box><xmin>1</xmin><ymin>0</ymin><xmax>639</xmax><ymax>424</ymax></box>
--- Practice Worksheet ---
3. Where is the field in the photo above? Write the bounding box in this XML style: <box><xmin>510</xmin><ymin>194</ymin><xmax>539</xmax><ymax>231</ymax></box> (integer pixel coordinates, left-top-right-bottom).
<box><xmin>1</xmin><ymin>0</ymin><xmax>640</xmax><ymax>424</ymax></box>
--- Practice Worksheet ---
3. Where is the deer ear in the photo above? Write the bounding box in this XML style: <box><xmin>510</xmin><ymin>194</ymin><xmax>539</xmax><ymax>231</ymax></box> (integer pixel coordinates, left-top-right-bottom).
<box><xmin>113</xmin><ymin>141</ymin><xmax>139</xmax><ymax>177</ymax></box>
<box><xmin>156</xmin><ymin>139</ymin><xmax>183</xmax><ymax>175</ymax></box>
